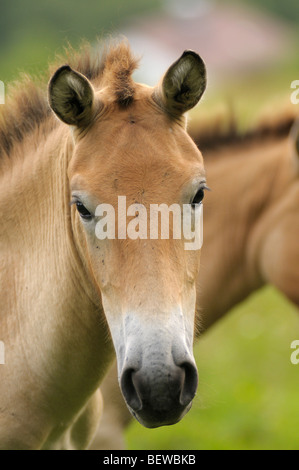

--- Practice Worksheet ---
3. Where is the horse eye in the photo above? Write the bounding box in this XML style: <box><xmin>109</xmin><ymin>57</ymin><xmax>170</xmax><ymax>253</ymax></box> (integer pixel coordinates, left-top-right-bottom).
<box><xmin>191</xmin><ymin>188</ymin><xmax>205</xmax><ymax>207</ymax></box>
<box><xmin>75</xmin><ymin>201</ymin><xmax>92</xmax><ymax>220</ymax></box>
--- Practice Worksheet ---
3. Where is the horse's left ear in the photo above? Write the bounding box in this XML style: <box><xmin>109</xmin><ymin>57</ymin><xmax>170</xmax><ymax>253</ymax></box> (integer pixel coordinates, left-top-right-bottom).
<box><xmin>155</xmin><ymin>51</ymin><xmax>207</xmax><ymax>117</ymax></box>
<box><xmin>48</xmin><ymin>65</ymin><xmax>95</xmax><ymax>128</ymax></box>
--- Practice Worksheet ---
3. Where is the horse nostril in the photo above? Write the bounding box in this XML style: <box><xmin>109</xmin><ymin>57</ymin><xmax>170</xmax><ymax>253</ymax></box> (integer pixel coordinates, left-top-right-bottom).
<box><xmin>120</xmin><ymin>359</ymin><xmax>198</xmax><ymax>427</ymax></box>
<box><xmin>179</xmin><ymin>361</ymin><xmax>198</xmax><ymax>406</ymax></box>
<box><xmin>120</xmin><ymin>368</ymin><xmax>142</xmax><ymax>412</ymax></box>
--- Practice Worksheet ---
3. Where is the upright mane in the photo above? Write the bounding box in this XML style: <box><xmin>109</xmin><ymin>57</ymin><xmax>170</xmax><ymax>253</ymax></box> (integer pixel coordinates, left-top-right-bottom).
<box><xmin>0</xmin><ymin>39</ymin><xmax>139</xmax><ymax>161</ymax></box>
<box><xmin>1</xmin><ymin>38</ymin><xmax>297</xmax><ymax>163</ymax></box>
<box><xmin>189</xmin><ymin>101</ymin><xmax>298</xmax><ymax>153</ymax></box>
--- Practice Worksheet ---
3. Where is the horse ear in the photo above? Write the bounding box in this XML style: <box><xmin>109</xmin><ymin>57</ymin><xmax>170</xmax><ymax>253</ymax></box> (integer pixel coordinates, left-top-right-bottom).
<box><xmin>156</xmin><ymin>51</ymin><xmax>207</xmax><ymax>117</ymax></box>
<box><xmin>48</xmin><ymin>66</ymin><xmax>95</xmax><ymax>127</ymax></box>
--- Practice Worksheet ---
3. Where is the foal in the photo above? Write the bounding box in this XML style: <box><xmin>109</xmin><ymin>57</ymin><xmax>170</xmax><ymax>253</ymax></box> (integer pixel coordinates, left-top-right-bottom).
<box><xmin>0</xmin><ymin>41</ymin><xmax>207</xmax><ymax>449</ymax></box>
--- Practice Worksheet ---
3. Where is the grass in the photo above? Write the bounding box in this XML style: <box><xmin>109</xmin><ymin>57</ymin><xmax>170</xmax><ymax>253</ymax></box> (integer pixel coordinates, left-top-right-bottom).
<box><xmin>125</xmin><ymin>286</ymin><xmax>299</xmax><ymax>450</ymax></box>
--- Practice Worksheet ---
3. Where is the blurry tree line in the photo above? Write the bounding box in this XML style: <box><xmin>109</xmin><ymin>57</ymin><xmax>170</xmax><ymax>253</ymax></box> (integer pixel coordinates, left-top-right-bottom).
<box><xmin>0</xmin><ymin>0</ymin><xmax>162</xmax><ymax>82</ymax></box>
<box><xmin>248</xmin><ymin>0</ymin><xmax>299</xmax><ymax>23</ymax></box>
<box><xmin>0</xmin><ymin>0</ymin><xmax>298</xmax><ymax>82</ymax></box>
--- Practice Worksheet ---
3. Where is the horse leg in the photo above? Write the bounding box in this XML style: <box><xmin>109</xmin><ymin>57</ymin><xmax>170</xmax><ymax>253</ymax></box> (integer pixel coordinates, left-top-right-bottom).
<box><xmin>88</xmin><ymin>361</ymin><xmax>132</xmax><ymax>450</ymax></box>
<box><xmin>45</xmin><ymin>389</ymin><xmax>103</xmax><ymax>450</ymax></box>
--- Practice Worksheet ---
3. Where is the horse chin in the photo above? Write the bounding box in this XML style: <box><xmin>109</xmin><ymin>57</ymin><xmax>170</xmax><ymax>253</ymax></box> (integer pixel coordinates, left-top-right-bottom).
<box><xmin>127</xmin><ymin>401</ymin><xmax>193</xmax><ymax>429</ymax></box>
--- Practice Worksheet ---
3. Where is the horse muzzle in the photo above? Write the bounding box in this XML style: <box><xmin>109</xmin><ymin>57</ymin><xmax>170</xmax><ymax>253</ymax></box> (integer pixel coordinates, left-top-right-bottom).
<box><xmin>120</xmin><ymin>355</ymin><xmax>198</xmax><ymax>428</ymax></box>
<box><xmin>105</xmin><ymin>306</ymin><xmax>198</xmax><ymax>428</ymax></box>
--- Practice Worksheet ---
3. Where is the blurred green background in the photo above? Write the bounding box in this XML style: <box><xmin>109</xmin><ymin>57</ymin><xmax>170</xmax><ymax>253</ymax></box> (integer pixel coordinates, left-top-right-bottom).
<box><xmin>1</xmin><ymin>0</ymin><xmax>161</xmax><ymax>83</ymax></box>
<box><xmin>1</xmin><ymin>0</ymin><xmax>299</xmax><ymax>451</ymax></box>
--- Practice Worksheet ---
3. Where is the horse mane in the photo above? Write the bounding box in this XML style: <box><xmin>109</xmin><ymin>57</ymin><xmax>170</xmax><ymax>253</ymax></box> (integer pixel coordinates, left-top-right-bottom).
<box><xmin>189</xmin><ymin>100</ymin><xmax>298</xmax><ymax>153</ymax></box>
<box><xmin>0</xmin><ymin>39</ymin><xmax>139</xmax><ymax>160</ymax></box>
<box><xmin>0</xmin><ymin>37</ymin><xmax>297</xmax><ymax>162</ymax></box>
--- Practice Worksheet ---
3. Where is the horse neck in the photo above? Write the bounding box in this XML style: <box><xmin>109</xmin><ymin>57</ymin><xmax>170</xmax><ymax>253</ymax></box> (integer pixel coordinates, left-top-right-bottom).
<box><xmin>198</xmin><ymin>136</ymin><xmax>292</xmax><ymax>329</ymax></box>
<box><xmin>0</xmin><ymin>125</ymin><xmax>112</xmax><ymax>399</ymax></box>
<box><xmin>1</xmin><ymin>126</ymin><xmax>87</xmax><ymax>299</ymax></box>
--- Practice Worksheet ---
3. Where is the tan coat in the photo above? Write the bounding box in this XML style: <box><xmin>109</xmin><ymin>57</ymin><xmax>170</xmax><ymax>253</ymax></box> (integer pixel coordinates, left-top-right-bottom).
<box><xmin>0</xmin><ymin>41</ymin><xmax>208</xmax><ymax>449</ymax></box>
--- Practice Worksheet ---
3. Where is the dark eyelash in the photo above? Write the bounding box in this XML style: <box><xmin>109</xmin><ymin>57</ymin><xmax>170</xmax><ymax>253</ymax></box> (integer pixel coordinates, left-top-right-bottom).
<box><xmin>70</xmin><ymin>199</ymin><xmax>93</xmax><ymax>220</ymax></box>
<box><xmin>191</xmin><ymin>184</ymin><xmax>211</xmax><ymax>206</ymax></box>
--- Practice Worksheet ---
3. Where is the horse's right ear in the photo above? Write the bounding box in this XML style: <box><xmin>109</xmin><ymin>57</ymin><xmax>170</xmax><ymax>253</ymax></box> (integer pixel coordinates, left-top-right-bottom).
<box><xmin>48</xmin><ymin>66</ymin><xmax>95</xmax><ymax>128</ymax></box>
